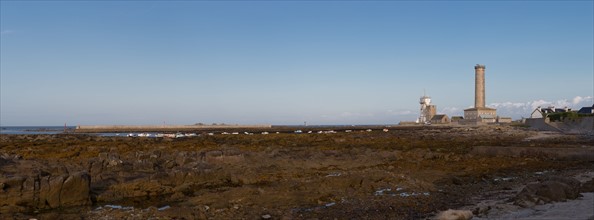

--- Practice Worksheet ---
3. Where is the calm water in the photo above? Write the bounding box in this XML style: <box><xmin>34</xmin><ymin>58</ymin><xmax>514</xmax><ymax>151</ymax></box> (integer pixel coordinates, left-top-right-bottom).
<box><xmin>0</xmin><ymin>126</ymin><xmax>159</xmax><ymax>137</ymax></box>
<box><xmin>0</xmin><ymin>126</ymin><xmax>75</xmax><ymax>135</ymax></box>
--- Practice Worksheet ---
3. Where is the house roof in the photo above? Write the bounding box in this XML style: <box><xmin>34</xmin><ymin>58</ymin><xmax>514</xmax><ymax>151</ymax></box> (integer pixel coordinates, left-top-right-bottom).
<box><xmin>542</xmin><ymin>108</ymin><xmax>570</xmax><ymax>113</ymax></box>
<box><xmin>431</xmin><ymin>115</ymin><xmax>449</xmax><ymax>120</ymax></box>
<box><xmin>578</xmin><ymin>104</ymin><xmax>594</xmax><ymax>114</ymax></box>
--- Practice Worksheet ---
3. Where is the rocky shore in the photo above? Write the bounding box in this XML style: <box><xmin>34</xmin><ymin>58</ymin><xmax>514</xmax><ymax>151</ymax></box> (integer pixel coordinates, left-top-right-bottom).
<box><xmin>1</xmin><ymin>125</ymin><xmax>593</xmax><ymax>219</ymax></box>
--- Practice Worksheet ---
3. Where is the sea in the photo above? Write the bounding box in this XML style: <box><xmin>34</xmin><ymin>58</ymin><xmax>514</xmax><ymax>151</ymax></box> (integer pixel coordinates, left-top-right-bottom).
<box><xmin>0</xmin><ymin>126</ymin><xmax>76</xmax><ymax>135</ymax></box>
<box><xmin>0</xmin><ymin>125</ymin><xmax>395</xmax><ymax>136</ymax></box>
<box><xmin>0</xmin><ymin>126</ymin><xmax>164</xmax><ymax>137</ymax></box>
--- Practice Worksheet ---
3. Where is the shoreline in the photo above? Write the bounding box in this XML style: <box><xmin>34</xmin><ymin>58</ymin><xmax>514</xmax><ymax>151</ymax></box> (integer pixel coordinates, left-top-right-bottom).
<box><xmin>73</xmin><ymin>124</ymin><xmax>399</xmax><ymax>133</ymax></box>
<box><xmin>461</xmin><ymin>170</ymin><xmax>594</xmax><ymax>220</ymax></box>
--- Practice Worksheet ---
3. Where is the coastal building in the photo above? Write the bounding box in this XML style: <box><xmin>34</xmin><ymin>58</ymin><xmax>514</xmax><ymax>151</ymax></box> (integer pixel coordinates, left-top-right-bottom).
<box><xmin>531</xmin><ymin>106</ymin><xmax>572</xmax><ymax>118</ymax></box>
<box><xmin>578</xmin><ymin>104</ymin><xmax>594</xmax><ymax>114</ymax></box>
<box><xmin>451</xmin><ymin>116</ymin><xmax>464</xmax><ymax>124</ymax></box>
<box><xmin>464</xmin><ymin>64</ymin><xmax>497</xmax><ymax>123</ymax></box>
<box><xmin>416</xmin><ymin>93</ymin><xmax>451</xmax><ymax>125</ymax></box>
<box><xmin>418</xmin><ymin>94</ymin><xmax>437</xmax><ymax>124</ymax></box>
<box><xmin>430</xmin><ymin>115</ymin><xmax>450</xmax><ymax>124</ymax></box>
<box><xmin>531</xmin><ymin>107</ymin><xmax>545</xmax><ymax>118</ymax></box>
<box><xmin>496</xmin><ymin>116</ymin><xmax>512</xmax><ymax>123</ymax></box>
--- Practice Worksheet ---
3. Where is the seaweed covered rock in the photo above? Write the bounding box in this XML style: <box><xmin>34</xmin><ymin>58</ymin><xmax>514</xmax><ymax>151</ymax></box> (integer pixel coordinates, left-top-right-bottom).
<box><xmin>513</xmin><ymin>176</ymin><xmax>582</xmax><ymax>208</ymax></box>
<box><xmin>0</xmin><ymin>158</ymin><xmax>91</xmax><ymax>213</ymax></box>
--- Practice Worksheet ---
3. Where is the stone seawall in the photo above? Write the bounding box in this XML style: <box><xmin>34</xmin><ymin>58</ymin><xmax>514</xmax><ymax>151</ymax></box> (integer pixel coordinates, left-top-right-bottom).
<box><xmin>525</xmin><ymin>118</ymin><xmax>561</xmax><ymax>132</ymax></box>
<box><xmin>526</xmin><ymin>117</ymin><xmax>594</xmax><ymax>134</ymax></box>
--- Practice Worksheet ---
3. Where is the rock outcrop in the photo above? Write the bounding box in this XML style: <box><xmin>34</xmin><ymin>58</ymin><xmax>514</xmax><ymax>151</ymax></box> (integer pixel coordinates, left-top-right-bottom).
<box><xmin>0</xmin><ymin>158</ymin><xmax>91</xmax><ymax>213</ymax></box>
<box><xmin>513</xmin><ymin>176</ymin><xmax>582</xmax><ymax>208</ymax></box>
<box><xmin>435</xmin><ymin>209</ymin><xmax>473</xmax><ymax>220</ymax></box>
<box><xmin>580</xmin><ymin>178</ymin><xmax>594</xmax><ymax>193</ymax></box>
<box><xmin>1</xmin><ymin>128</ymin><xmax>593</xmax><ymax>219</ymax></box>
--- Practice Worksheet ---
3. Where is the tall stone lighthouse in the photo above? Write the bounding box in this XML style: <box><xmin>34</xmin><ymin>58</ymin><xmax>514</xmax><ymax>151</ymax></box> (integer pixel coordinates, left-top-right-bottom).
<box><xmin>464</xmin><ymin>64</ymin><xmax>497</xmax><ymax>123</ymax></box>
<box><xmin>475</xmin><ymin>64</ymin><xmax>486</xmax><ymax>108</ymax></box>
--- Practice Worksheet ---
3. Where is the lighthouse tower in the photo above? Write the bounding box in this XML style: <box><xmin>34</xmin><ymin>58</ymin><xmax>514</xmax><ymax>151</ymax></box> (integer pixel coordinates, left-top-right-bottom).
<box><xmin>474</xmin><ymin>64</ymin><xmax>486</xmax><ymax>108</ymax></box>
<box><xmin>464</xmin><ymin>64</ymin><xmax>497</xmax><ymax>123</ymax></box>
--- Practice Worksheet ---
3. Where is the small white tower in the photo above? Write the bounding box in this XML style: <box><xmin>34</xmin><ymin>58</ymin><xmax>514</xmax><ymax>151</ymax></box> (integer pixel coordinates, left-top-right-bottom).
<box><xmin>419</xmin><ymin>93</ymin><xmax>432</xmax><ymax>124</ymax></box>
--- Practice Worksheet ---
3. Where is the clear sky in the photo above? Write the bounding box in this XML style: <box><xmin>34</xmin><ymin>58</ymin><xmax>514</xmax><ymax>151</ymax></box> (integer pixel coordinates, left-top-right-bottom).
<box><xmin>1</xmin><ymin>1</ymin><xmax>593</xmax><ymax>126</ymax></box>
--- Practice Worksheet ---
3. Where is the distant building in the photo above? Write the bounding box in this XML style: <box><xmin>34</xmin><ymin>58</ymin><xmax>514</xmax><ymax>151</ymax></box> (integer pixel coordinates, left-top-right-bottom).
<box><xmin>399</xmin><ymin>121</ymin><xmax>418</xmax><ymax>126</ymax></box>
<box><xmin>419</xmin><ymin>94</ymin><xmax>437</xmax><ymax>124</ymax></box>
<box><xmin>430</xmin><ymin>115</ymin><xmax>450</xmax><ymax>124</ymax></box>
<box><xmin>451</xmin><ymin>116</ymin><xmax>464</xmax><ymax>123</ymax></box>
<box><xmin>426</xmin><ymin>105</ymin><xmax>436</xmax><ymax>120</ymax></box>
<box><xmin>416</xmin><ymin>92</ymin><xmax>451</xmax><ymax>125</ymax></box>
<box><xmin>531</xmin><ymin>107</ymin><xmax>545</xmax><ymax>118</ymax></box>
<box><xmin>531</xmin><ymin>106</ymin><xmax>572</xmax><ymax>118</ymax></box>
<box><xmin>542</xmin><ymin>106</ymin><xmax>571</xmax><ymax>114</ymax></box>
<box><xmin>496</xmin><ymin>116</ymin><xmax>512</xmax><ymax>123</ymax></box>
<box><xmin>578</xmin><ymin>104</ymin><xmax>594</xmax><ymax>114</ymax></box>
<box><xmin>464</xmin><ymin>107</ymin><xmax>497</xmax><ymax>122</ymax></box>
<box><xmin>463</xmin><ymin>64</ymin><xmax>498</xmax><ymax>123</ymax></box>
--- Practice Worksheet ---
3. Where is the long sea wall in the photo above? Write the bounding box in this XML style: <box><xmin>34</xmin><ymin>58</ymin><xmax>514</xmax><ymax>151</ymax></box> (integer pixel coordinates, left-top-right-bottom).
<box><xmin>525</xmin><ymin>117</ymin><xmax>594</xmax><ymax>135</ymax></box>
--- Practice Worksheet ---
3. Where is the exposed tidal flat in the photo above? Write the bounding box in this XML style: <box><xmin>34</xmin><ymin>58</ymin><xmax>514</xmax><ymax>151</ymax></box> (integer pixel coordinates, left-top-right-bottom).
<box><xmin>1</xmin><ymin>126</ymin><xmax>593</xmax><ymax>219</ymax></box>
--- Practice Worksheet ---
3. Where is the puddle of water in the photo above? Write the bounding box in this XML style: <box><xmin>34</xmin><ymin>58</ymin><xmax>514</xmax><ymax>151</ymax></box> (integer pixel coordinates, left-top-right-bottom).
<box><xmin>326</xmin><ymin>172</ymin><xmax>342</xmax><ymax>177</ymax></box>
<box><xmin>158</xmin><ymin>205</ymin><xmax>171</xmax><ymax>211</ymax></box>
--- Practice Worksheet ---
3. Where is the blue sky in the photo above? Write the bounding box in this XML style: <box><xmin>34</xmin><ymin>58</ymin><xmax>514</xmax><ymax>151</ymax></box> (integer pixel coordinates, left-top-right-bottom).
<box><xmin>1</xmin><ymin>1</ymin><xmax>593</xmax><ymax>125</ymax></box>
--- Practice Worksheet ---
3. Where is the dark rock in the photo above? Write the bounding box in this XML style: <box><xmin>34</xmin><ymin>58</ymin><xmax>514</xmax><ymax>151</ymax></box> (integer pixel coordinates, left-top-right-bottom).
<box><xmin>60</xmin><ymin>172</ymin><xmax>91</xmax><ymax>207</ymax></box>
<box><xmin>581</xmin><ymin>178</ymin><xmax>594</xmax><ymax>192</ymax></box>
<box><xmin>0</xmin><ymin>157</ymin><xmax>15</xmax><ymax>166</ymax></box>
<box><xmin>513</xmin><ymin>176</ymin><xmax>582</xmax><ymax>207</ymax></box>
<box><xmin>47</xmin><ymin>175</ymin><xmax>65</xmax><ymax>208</ymax></box>
<box><xmin>39</xmin><ymin>175</ymin><xmax>54</xmax><ymax>208</ymax></box>
<box><xmin>0</xmin><ymin>162</ymin><xmax>91</xmax><ymax>212</ymax></box>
